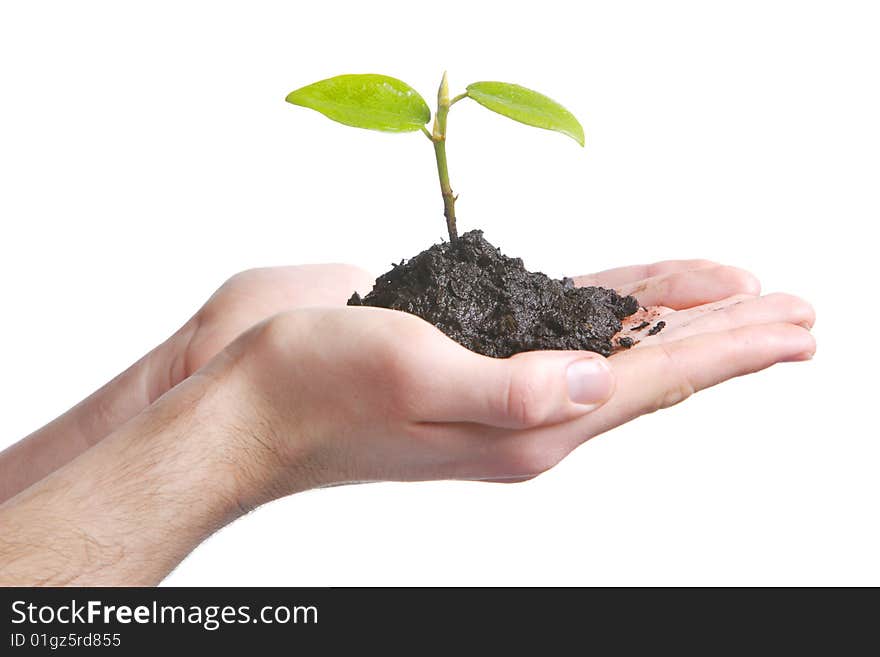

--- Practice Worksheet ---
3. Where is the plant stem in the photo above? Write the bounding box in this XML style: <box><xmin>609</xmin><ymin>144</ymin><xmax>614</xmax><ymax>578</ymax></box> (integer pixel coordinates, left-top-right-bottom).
<box><xmin>433</xmin><ymin>138</ymin><xmax>457</xmax><ymax>242</ymax></box>
<box><xmin>431</xmin><ymin>72</ymin><xmax>459</xmax><ymax>242</ymax></box>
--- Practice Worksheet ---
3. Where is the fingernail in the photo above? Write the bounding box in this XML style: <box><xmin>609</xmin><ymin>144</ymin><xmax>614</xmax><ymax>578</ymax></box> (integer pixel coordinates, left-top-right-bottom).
<box><xmin>566</xmin><ymin>358</ymin><xmax>614</xmax><ymax>406</ymax></box>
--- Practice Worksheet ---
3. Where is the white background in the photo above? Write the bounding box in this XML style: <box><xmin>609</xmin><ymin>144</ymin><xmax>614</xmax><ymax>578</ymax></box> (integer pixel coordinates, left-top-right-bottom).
<box><xmin>1</xmin><ymin>1</ymin><xmax>877</xmax><ymax>585</ymax></box>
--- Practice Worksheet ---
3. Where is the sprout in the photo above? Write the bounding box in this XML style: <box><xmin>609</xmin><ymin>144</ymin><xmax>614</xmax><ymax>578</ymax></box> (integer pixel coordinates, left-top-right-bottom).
<box><xmin>286</xmin><ymin>72</ymin><xmax>584</xmax><ymax>243</ymax></box>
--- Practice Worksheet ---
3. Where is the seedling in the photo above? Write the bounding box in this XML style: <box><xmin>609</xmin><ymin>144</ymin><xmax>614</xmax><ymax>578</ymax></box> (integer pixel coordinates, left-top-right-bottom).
<box><xmin>286</xmin><ymin>72</ymin><xmax>584</xmax><ymax>243</ymax></box>
<box><xmin>284</xmin><ymin>72</ymin><xmax>634</xmax><ymax>359</ymax></box>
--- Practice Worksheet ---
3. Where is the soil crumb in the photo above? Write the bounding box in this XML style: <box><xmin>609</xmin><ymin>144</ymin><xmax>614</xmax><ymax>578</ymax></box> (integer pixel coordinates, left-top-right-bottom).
<box><xmin>647</xmin><ymin>320</ymin><xmax>667</xmax><ymax>336</ymax></box>
<box><xmin>631</xmin><ymin>321</ymin><xmax>651</xmax><ymax>331</ymax></box>
<box><xmin>618</xmin><ymin>336</ymin><xmax>635</xmax><ymax>349</ymax></box>
<box><xmin>348</xmin><ymin>230</ymin><xmax>639</xmax><ymax>358</ymax></box>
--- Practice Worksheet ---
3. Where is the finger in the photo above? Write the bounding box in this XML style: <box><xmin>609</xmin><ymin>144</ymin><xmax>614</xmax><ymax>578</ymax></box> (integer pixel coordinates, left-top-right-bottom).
<box><xmin>572</xmin><ymin>259</ymin><xmax>718</xmax><ymax>288</ymax></box>
<box><xmin>415</xmin><ymin>348</ymin><xmax>616</xmax><ymax>430</ymax></box>
<box><xmin>638</xmin><ymin>293</ymin><xmax>816</xmax><ymax>345</ymax></box>
<box><xmin>615</xmin><ymin>265</ymin><xmax>761</xmax><ymax>309</ymax></box>
<box><xmin>425</xmin><ymin>321</ymin><xmax>815</xmax><ymax>482</ymax></box>
<box><xmin>584</xmin><ymin>322</ymin><xmax>816</xmax><ymax>438</ymax></box>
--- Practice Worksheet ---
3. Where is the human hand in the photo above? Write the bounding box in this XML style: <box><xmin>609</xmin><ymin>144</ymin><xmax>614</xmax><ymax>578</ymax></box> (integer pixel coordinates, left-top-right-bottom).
<box><xmin>0</xmin><ymin>263</ymin><xmax>374</xmax><ymax>505</ymax></box>
<box><xmin>0</xmin><ymin>259</ymin><xmax>814</xmax><ymax>585</ymax></box>
<box><xmin>92</xmin><ymin>264</ymin><xmax>374</xmax><ymax>439</ymax></box>
<box><xmin>573</xmin><ymin>259</ymin><xmax>815</xmax><ymax>353</ymax></box>
<box><xmin>563</xmin><ymin>261</ymin><xmax>815</xmax><ymax>460</ymax></box>
<box><xmin>206</xmin><ymin>260</ymin><xmax>813</xmax><ymax>506</ymax></box>
<box><xmin>169</xmin><ymin>264</ymin><xmax>374</xmax><ymax>388</ymax></box>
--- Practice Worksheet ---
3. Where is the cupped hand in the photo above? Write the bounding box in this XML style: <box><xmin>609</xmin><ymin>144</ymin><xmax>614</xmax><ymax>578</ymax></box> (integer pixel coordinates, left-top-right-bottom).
<box><xmin>552</xmin><ymin>260</ymin><xmax>815</xmax><ymax>479</ymax></box>
<box><xmin>184</xmin><ymin>264</ymin><xmax>374</xmax><ymax>369</ymax></box>
<box><xmin>161</xmin><ymin>264</ymin><xmax>374</xmax><ymax>393</ymax></box>
<box><xmin>62</xmin><ymin>264</ymin><xmax>374</xmax><ymax>457</ymax></box>
<box><xmin>208</xmin><ymin>259</ymin><xmax>814</xmax><ymax>505</ymax></box>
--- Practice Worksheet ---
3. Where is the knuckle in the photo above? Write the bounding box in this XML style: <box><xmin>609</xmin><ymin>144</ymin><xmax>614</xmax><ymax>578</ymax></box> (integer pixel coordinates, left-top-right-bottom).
<box><xmin>199</xmin><ymin>268</ymin><xmax>263</xmax><ymax>320</ymax></box>
<box><xmin>504</xmin><ymin>368</ymin><xmax>547</xmax><ymax>428</ymax></box>
<box><xmin>383</xmin><ymin>347</ymin><xmax>419</xmax><ymax>398</ymax></box>
<box><xmin>251</xmin><ymin>311</ymin><xmax>299</xmax><ymax>358</ymax></box>
<box><xmin>721</xmin><ymin>266</ymin><xmax>761</xmax><ymax>295</ymax></box>
<box><xmin>654</xmin><ymin>345</ymin><xmax>696</xmax><ymax>411</ymax></box>
<box><xmin>797</xmin><ymin>301</ymin><xmax>817</xmax><ymax>328</ymax></box>
<box><xmin>659</xmin><ymin>380</ymin><xmax>695</xmax><ymax>410</ymax></box>
<box><xmin>770</xmin><ymin>293</ymin><xmax>816</xmax><ymax>327</ymax></box>
<box><xmin>225</xmin><ymin>267</ymin><xmax>262</xmax><ymax>287</ymax></box>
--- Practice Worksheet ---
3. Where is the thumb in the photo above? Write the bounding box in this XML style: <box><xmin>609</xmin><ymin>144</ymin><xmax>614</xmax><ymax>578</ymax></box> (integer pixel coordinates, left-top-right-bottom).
<box><xmin>419</xmin><ymin>348</ymin><xmax>616</xmax><ymax>429</ymax></box>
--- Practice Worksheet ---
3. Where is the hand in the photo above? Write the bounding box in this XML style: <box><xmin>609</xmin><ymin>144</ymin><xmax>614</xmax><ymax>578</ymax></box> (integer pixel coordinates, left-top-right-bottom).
<box><xmin>208</xmin><ymin>260</ymin><xmax>813</xmax><ymax>505</ymax></box>
<box><xmin>168</xmin><ymin>264</ymin><xmax>374</xmax><ymax>390</ymax></box>
<box><xmin>0</xmin><ymin>264</ymin><xmax>373</xmax><ymax>504</ymax></box>
<box><xmin>0</xmin><ymin>259</ymin><xmax>814</xmax><ymax>585</ymax></box>
<box><xmin>562</xmin><ymin>260</ymin><xmax>815</xmax><ymax>474</ymax></box>
<box><xmin>574</xmin><ymin>259</ymin><xmax>815</xmax><ymax>355</ymax></box>
<box><xmin>87</xmin><ymin>263</ymin><xmax>374</xmax><ymax>438</ymax></box>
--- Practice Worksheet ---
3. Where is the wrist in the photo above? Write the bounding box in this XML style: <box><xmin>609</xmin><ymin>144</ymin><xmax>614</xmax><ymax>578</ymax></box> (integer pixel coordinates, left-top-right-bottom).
<box><xmin>0</xmin><ymin>317</ymin><xmax>202</xmax><ymax>506</ymax></box>
<box><xmin>0</xmin><ymin>364</ymin><xmax>272</xmax><ymax>585</ymax></box>
<box><xmin>186</xmin><ymin>332</ymin><xmax>325</xmax><ymax>513</ymax></box>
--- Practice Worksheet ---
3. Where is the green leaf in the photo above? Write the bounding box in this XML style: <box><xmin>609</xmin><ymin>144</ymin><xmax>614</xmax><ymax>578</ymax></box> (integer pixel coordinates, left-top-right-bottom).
<box><xmin>465</xmin><ymin>81</ymin><xmax>585</xmax><ymax>146</ymax></box>
<box><xmin>286</xmin><ymin>74</ymin><xmax>430</xmax><ymax>133</ymax></box>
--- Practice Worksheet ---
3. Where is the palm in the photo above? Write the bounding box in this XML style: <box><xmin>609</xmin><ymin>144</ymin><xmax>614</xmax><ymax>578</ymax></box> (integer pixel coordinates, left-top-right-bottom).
<box><xmin>450</xmin><ymin>259</ymin><xmax>815</xmax><ymax>483</ymax></box>
<box><xmin>571</xmin><ymin>259</ymin><xmax>813</xmax><ymax>354</ymax></box>
<box><xmin>185</xmin><ymin>259</ymin><xmax>813</xmax><ymax>381</ymax></box>
<box><xmin>556</xmin><ymin>259</ymin><xmax>815</xmax><ymax>450</ymax></box>
<box><xmin>172</xmin><ymin>258</ymin><xmax>811</xmax><ymax>487</ymax></box>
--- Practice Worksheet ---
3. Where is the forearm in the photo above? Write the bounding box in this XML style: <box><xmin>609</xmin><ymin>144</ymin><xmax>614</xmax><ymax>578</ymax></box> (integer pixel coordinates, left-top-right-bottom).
<box><xmin>0</xmin><ymin>320</ymin><xmax>197</xmax><ymax>504</ymax></box>
<box><xmin>0</xmin><ymin>354</ymin><xmax>256</xmax><ymax>586</ymax></box>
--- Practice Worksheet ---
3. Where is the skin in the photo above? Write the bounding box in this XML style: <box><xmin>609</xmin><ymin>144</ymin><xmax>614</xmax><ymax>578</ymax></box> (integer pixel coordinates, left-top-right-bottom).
<box><xmin>0</xmin><ymin>260</ymin><xmax>815</xmax><ymax>585</ymax></box>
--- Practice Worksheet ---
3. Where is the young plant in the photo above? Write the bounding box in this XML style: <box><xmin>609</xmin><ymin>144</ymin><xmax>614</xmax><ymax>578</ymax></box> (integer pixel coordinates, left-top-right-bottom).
<box><xmin>286</xmin><ymin>72</ymin><xmax>584</xmax><ymax>243</ymax></box>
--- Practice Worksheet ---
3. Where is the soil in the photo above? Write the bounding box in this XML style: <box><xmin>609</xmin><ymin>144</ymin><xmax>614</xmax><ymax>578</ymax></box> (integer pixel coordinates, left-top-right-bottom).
<box><xmin>348</xmin><ymin>230</ymin><xmax>639</xmax><ymax>358</ymax></box>
<box><xmin>647</xmin><ymin>320</ymin><xmax>666</xmax><ymax>336</ymax></box>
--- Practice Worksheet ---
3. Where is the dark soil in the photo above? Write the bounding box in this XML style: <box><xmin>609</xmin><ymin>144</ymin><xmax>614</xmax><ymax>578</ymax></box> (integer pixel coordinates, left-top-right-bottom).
<box><xmin>647</xmin><ymin>320</ymin><xmax>666</xmax><ymax>336</ymax></box>
<box><xmin>348</xmin><ymin>230</ymin><xmax>639</xmax><ymax>358</ymax></box>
